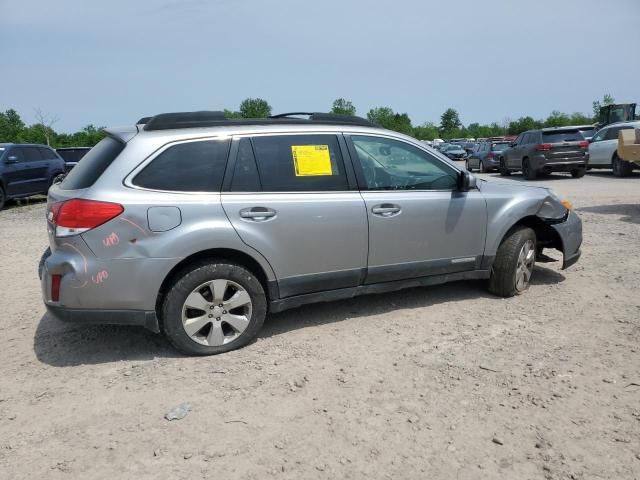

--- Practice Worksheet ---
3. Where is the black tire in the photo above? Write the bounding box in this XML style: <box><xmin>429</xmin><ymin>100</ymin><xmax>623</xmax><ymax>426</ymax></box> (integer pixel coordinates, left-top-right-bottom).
<box><xmin>522</xmin><ymin>158</ymin><xmax>537</xmax><ymax>180</ymax></box>
<box><xmin>489</xmin><ymin>227</ymin><xmax>536</xmax><ymax>297</ymax></box>
<box><xmin>479</xmin><ymin>160</ymin><xmax>487</xmax><ymax>173</ymax></box>
<box><xmin>570</xmin><ymin>168</ymin><xmax>585</xmax><ymax>178</ymax></box>
<box><xmin>612</xmin><ymin>153</ymin><xmax>632</xmax><ymax>178</ymax></box>
<box><xmin>162</xmin><ymin>261</ymin><xmax>267</xmax><ymax>356</ymax></box>
<box><xmin>499</xmin><ymin>158</ymin><xmax>511</xmax><ymax>176</ymax></box>
<box><xmin>465</xmin><ymin>160</ymin><xmax>472</xmax><ymax>172</ymax></box>
<box><xmin>0</xmin><ymin>185</ymin><xmax>5</xmax><ymax>211</ymax></box>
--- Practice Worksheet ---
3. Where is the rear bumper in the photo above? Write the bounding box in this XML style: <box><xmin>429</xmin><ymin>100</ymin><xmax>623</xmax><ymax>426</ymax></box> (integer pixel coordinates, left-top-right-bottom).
<box><xmin>532</xmin><ymin>155</ymin><xmax>587</xmax><ymax>171</ymax></box>
<box><xmin>46</xmin><ymin>304</ymin><xmax>160</xmax><ymax>332</ymax></box>
<box><xmin>550</xmin><ymin>210</ymin><xmax>582</xmax><ymax>269</ymax></box>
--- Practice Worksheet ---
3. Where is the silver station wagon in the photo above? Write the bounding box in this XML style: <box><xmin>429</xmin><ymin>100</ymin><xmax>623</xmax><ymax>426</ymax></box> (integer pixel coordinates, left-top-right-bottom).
<box><xmin>40</xmin><ymin>111</ymin><xmax>582</xmax><ymax>355</ymax></box>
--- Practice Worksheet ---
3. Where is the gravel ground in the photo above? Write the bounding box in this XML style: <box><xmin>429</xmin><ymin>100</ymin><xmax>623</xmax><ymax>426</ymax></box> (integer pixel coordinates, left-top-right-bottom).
<box><xmin>0</xmin><ymin>169</ymin><xmax>639</xmax><ymax>479</ymax></box>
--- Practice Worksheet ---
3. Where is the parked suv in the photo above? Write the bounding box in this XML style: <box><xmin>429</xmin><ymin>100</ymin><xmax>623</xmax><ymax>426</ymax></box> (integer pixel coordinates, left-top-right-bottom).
<box><xmin>39</xmin><ymin>111</ymin><xmax>582</xmax><ymax>355</ymax></box>
<box><xmin>466</xmin><ymin>141</ymin><xmax>510</xmax><ymax>172</ymax></box>
<box><xmin>588</xmin><ymin>121</ymin><xmax>640</xmax><ymax>177</ymax></box>
<box><xmin>0</xmin><ymin>143</ymin><xmax>66</xmax><ymax>210</ymax></box>
<box><xmin>56</xmin><ymin>147</ymin><xmax>91</xmax><ymax>173</ymax></box>
<box><xmin>499</xmin><ymin>127</ymin><xmax>589</xmax><ymax>180</ymax></box>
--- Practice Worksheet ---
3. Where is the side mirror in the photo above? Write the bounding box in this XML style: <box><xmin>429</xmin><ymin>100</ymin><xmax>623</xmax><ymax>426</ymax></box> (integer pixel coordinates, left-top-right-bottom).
<box><xmin>588</xmin><ymin>138</ymin><xmax>593</xmax><ymax>143</ymax></box>
<box><xmin>5</xmin><ymin>155</ymin><xmax>19</xmax><ymax>164</ymax></box>
<box><xmin>459</xmin><ymin>170</ymin><xmax>477</xmax><ymax>191</ymax></box>
<box><xmin>510</xmin><ymin>142</ymin><xmax>517</xmax><ymax>147</ymax></box>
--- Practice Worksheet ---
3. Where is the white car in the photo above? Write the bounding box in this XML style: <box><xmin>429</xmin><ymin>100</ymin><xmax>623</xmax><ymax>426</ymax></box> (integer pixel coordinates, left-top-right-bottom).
<box><xmin>589</xmin><ymin>121</ymin><xmax>640</xmax><ymax>177</ymax></box>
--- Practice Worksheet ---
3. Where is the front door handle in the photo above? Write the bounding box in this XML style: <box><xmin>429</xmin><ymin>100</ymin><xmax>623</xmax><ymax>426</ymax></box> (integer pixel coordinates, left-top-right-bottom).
<box><xmin>371</xmin><ymin>204</ymin><xmax>401</xmax><ymax>217</ymax></box>
<box><xmin>240</xmin><ymin>207</ymin><xmax>276</xmax><ymax>221</ymax></box>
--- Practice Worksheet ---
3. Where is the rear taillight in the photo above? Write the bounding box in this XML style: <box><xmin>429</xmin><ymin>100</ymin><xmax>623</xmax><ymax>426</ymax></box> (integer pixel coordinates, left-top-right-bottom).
<box><xmin>535</xmin><ymin>143</ymin><xmax>553</xmax><ymax>151</ymax></box>
<box><xmin>51</xmin><ymin>274</ymin><xmax>61</xmax><ymax>302</ymax></box>
<box><xmin>578</xmin><ymin>141</ymin><xmax>589</xmax><ymax>149</ymax></box>
<box><xmin>48</xmin><ymin>199</ymin><xmax>124</xmax><ymax>237</ymax></box>
<box><xmin>486</xmin><ymin>152</ymin><xmax>495</xmax><ymax>160</ymax></box>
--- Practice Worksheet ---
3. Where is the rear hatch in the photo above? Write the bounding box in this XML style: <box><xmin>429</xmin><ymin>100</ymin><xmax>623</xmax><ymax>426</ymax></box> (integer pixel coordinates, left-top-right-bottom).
<box><xmin>46</xmin><ymin>134</ymin><xmax>129</xmax><ymax>251</ymax></box>
<box><xmin>539</xmin><ymin>129</ymin><xmax>588</xmax><ymax>160</ymax></box>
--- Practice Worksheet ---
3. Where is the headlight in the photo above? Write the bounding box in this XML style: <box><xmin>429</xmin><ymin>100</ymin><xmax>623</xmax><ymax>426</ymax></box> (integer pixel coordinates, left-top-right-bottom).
<box><xmin>538</xmin><ymin>189</ymin><xmax>571</xmax><ymax>220</ymax></box>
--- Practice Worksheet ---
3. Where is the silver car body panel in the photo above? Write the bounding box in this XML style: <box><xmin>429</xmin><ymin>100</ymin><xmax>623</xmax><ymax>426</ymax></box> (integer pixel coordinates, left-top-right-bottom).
<box><xmin>41</xmin><ymin>122</ymin><xmax>582</xmax><ymax>326</ymax></box>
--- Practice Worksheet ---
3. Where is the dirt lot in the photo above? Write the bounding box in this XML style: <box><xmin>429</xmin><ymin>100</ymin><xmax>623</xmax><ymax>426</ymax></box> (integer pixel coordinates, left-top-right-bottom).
<box><xmin>0</xmin><ymin>170</ymin><xmax>639</xmax><ymax>479</ymax></box>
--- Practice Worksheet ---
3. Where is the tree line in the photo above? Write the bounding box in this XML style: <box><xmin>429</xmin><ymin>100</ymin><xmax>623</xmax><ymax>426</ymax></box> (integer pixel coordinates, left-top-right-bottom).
<box><xmin>0</xmin><ymin>95</ymin><xmax>614</xmax><ymax>147</ymax></box>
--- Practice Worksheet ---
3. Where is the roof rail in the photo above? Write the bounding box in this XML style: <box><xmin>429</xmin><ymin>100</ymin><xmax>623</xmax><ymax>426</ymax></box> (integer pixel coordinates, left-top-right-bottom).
<box><xmin>271</xmin><ymin>112</ymin><xmax>376</xmax><ymax>127</ymax></box>
<box><xmin>141</xmin><ymin>110</ymin><xmax>377</xmax><ymax>131</ymax></box>
<box><xmin>144</xmin><ymin>111</ymin><xmax>227</xmax><ymax>131</ymax></box>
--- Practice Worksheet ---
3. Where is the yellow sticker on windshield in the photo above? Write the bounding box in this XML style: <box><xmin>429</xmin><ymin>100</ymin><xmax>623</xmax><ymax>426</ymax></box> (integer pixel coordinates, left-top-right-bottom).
<box><xmin>291</xmin><ymin>145</ymin><xmax>333</xmax><ymax>176</ymax></box>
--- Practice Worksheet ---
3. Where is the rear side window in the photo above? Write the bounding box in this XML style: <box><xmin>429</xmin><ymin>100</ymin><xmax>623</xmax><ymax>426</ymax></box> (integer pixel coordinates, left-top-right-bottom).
<box><xmin>604</xmin><ymin>126</ymin><xmax>633</xmax><ymax>141</ymax></box>
<box><xmin>542</xmin><ymin>130</ymin><xmax>583</xmax><ymax>143</ymax></box>
<box><xmin>61</xmin><ymin>137</ymin><xmax>124</xmax><ymax>190</ymax></box>
<box><xmin>133</xmin><ymin>138</ymin><xmax>230</xmax><ymax>192</ymax></box>
<box><xmin>23</xmin><ymin>147</ymin><xmax>44</xmax><ymax>161</ymax></box>
<box><xmin>251</xmin><ymin>134</ymin><xmax>348</xmax><ymax>192</ymax></box>
<box><xmin>38</xmin><ymin>147</ymin><xmax>57</xmax><ymax>159</ymax></box>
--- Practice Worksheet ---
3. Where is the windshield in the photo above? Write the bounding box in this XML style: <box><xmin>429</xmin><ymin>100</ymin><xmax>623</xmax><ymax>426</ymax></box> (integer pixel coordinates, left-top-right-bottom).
<box><xmin>542</xmin><ymin>130</ymin><xmax>584</xmax><ymax>143</ymax></box>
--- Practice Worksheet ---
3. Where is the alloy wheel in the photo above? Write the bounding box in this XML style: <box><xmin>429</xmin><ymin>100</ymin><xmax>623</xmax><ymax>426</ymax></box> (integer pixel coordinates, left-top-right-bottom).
<box><xmin>181</xmin><ymin>279</ymin><xmax>253</xmax><ymax>346</ymax></box>
<box><xmin>515</xmin><ymin>240</ymin><xmax>535</xmax><ymax>292</ymax></box>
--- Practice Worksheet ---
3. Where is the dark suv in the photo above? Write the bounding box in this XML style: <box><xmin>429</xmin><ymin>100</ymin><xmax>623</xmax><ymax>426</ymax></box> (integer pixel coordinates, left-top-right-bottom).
<box><xmin>499</xmin><ymin>127</ymin><xmax>589</xmax><ymax>180</ymax></box>
<box><xmin>56</xmin><ymin>147</ymin><xmax>91</xmax><ymax>173</ymax></box>
<box><xmin>0</xmin><ymin>143</ymin><xmax>66</xmax><ymax>210</ymax></box>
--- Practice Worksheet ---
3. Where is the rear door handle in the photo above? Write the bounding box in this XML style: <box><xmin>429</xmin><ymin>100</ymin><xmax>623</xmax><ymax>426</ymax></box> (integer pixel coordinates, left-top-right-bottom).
<box><xmin>371</xmin><ymin>204</ymin><xmax>401</xmax><ymax>217</ymax></box>
<box><xmin>240</xmin><ymin>207</ymin><xmax>276</xmax><ymax>221</ymax></box>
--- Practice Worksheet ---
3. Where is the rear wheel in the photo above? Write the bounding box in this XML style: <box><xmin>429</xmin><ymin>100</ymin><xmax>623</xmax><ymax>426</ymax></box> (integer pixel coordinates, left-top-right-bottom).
<box><xmin>612</xmin><ymin>153</ymin><xmax>632</xmax><ymax>177</ymax></box>
<box><xmin>162</xmin><ymin>261</ymin><xmax>267</xmax><ymax>356</ymax></box>
<box><xmin>499</xmin><ymin>158</ymin><xmax>511</xmax><ymax>176</ymax></box>
<box><xmin>570</xmin><ymin>168</ymin><xmax>586</xmax><ymax>178</ymax></box>
<box><xmin>489</xmin><ymin>227</ymin><xmax>536</xmax><ymax>297</ymax></box>
<box><xmin>522</xmin><ymin>158</ymin><xmax>537</xmax><ymax>180</ymax></box>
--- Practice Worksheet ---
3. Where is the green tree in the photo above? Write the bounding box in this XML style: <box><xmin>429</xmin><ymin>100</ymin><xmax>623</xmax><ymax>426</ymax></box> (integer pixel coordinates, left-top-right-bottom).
<box><xmin>439</xmin><ymin>108</ymin><xmax>462</xmax><ymax>138</ymax></box>
<box><xmin>331</xmin><ymin>98</ymin><xmax>356</xmax><ymax>116</ymax></box>
<box><xmin>507</xmin><ymin>116</ymin><xmax>543</xmax><ymax>135</ymax></box>
<box><xmin>239</xmin><ymin>98</ymin><xmax>272</xmax><ymax>118</ymax></box>
<box><xmin>592</xmin><ymin>93</ymin><xmax>615</xmax><ymax>120</ymax></box>
<box><xmin>413</xmin><ymin>122</ymin><xmax>439</xmax><ymax>140</ymax></box>
<box><xmin>0</xmin><ymin>109</ymin><xmax>26</xmax><ymax>142</ymax></box>
<box><xmin>223</xmin><ymin>109</ymin><xmax>242</xmax><ymax>119</ymax></box>
<box><xmin>366</xmin><ymin>107</ymin><xmax>413</xmax><ymax>135</ymax></box>
<box><xmin>544</xmin><ymin>110</ymin><xmax>571</xmax><ymax>128</ymax></box>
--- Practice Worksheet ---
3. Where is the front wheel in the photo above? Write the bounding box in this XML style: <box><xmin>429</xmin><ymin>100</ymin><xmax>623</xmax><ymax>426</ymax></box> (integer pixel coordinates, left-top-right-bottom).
<box><xmin>488</xmin><ymin>227</ymin><xmax>536</xmax><ymax>297</ymax></box>
<box><xmin>612</xmin><ymin>153</ymin><xmax>632</xmax><ymax>177</ymax></box>
<box><xmin>570</xmin><ymin>168</ymin><xmax>585</xmax><ymax>178</ymax></box>
<box><xmin>499</xmin><ymin>158</ymin><xmax>511</xmax><ymax>176</ymax></box>
<box><xmin>522</xmin><ymin>159</ymin><xmax>537</xmax><ymax>180</ymax></box>
<box><xmin>162</xmin><ymin>261</ymin><xmax>267</xmax><ymax>355</ymax></box>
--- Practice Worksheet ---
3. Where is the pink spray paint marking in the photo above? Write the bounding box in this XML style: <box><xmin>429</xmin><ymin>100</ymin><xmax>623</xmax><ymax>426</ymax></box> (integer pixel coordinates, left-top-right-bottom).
<box><xmin>92</xmin><ymin>270</ymin><xmax>109</xmax><ymax>285</ymax></box>
<box><xmin>102</xmin><ymin>232</ymin><xmax>120</xmax><ymax>247</ymax></box>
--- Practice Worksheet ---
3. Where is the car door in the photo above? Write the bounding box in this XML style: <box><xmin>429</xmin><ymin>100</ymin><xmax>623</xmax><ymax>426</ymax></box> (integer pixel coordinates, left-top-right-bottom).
<box><xmin>22</xmin><ymin>146</ymin><xmax>49</xmax><ymax>193</ymax></box>
<box><xmin>603</xmin><ymin>126</ymin><xmax>634</xmax><ymax>166</ymax></box>
<box><xmin>588</xmin><ymin>127</ymin><xmax>608</xmax><ymax>166</ymax></box>
<box><xmin>221</xmin><ymin>133</ymin><xmax>368</xmax><ymax>298</ymax></box>
<box><xmin>2</xmin><ymin>147</ymin><xmax>31</xmax><ymax>195</ymax></box>
<box><xmin>506</xmin><ymin>134</ymin><xmax>524</xmax><ymax>168</ymax></box>
<box><xmin>346</xmin><ymin>134</ymin><xmax>487</xmax><ymax>284</ymax></box>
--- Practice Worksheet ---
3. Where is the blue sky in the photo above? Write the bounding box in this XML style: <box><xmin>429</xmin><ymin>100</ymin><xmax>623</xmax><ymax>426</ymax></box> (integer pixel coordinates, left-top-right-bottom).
<box><xmin>1</xmin><ymin>0</ymin><xmax>639</xmax><ymax>132</ymax></box>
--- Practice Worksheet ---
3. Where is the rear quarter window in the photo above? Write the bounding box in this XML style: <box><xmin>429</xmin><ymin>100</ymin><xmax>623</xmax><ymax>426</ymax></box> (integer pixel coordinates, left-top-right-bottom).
<box><xmin>61</xmin><ymin>137</ymin><xmax>124</xmax><ymax>190</ymax></box>
<box><xmin>132</xmin><ymin>138</ymin><xmax>230</xmax><ymax>192</ymax></box>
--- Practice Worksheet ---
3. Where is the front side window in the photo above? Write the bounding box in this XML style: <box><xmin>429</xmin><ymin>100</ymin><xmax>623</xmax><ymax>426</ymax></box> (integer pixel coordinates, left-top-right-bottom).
<box><xmin>351</xmin><ymin>136</ymin><xmax>458</xmax><ymax>191</ymax></box>
<box><xmin>590</xmin><ymin>129</ymin><xmax>606</xmax><ymax>142</ymax></box>
<box><xmin>133</xmin><ymin>138</ymin><xmax>230</xmax><ymax>192</ymax></box>
<box><xmin>251</xmin><ymin>134</ymin><xmax>348</xmax><ymax>192</ymax></box>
